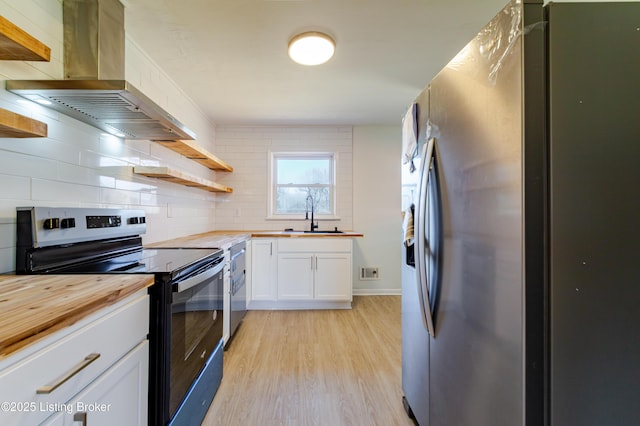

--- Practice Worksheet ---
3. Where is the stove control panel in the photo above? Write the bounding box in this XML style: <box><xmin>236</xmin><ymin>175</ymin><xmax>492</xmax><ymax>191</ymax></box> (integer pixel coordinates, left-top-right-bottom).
<box><xmin>43</xmin><ymin>218</ymin><xmax>60</xmax><ymax>229</ymax></box>
<box><xmin>17</xmin><ymin>207</ymin><xmax>147</xmax><ymax>248</ymax></box>
<box><xmin>87</xmin><ymin>215</ymin><xmax>122</xmax><ymax>229</ymax></box>
<box><xmin>61</xmin><ymin>218</ymin><xmax>76</xmax><ymax>229</ymax></box>
<box><xmin>43</xmin><ymin>217</ymin><xmax>77</xmax><ymax>229</ymax></box>
<box><xmin>127</xmin><ymin>216</ymin><xmax>146</xmax><ymax>225</ymax></box>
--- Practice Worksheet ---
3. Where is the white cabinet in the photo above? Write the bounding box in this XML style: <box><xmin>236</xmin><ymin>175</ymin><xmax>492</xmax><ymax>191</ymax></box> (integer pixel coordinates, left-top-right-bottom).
<box><xmin>314</xmin><ymin>253</ymin><xmax>352</xmax><ymax>301</ymax></box>
<box><xmin>250</xmin><ymin>239</ymin><xmax>277</xmax><ymax>303</ymax></box>
<box><xmin>277</xmin><ymin>253</ymin><xmax>314</xmax><ymax>300</ymax></box>
<box><xmin>0</xmin><ymin>291</ymin><xmax>149</xmax><ymax>426</ymax></box>
<box><xmin>250</xmin><ymin>237</ymin><xmax>353</xmax><ymax>309</ymax></box>
<box><xmin>277</xmin><ymin>239</ymin><xmax>352</xmax><ymax>304</ymax></box>
<box><xmin>41</xmin><ymin>341</ymin><xmax>148</xmax><ymax>426</ymax></box>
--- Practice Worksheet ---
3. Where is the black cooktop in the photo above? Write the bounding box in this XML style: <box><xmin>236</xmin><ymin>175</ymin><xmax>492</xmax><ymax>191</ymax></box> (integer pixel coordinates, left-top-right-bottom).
<box><xmin>56</xmin><ymin>247</ymin><xmax>223</xmax><ymax>278</ymax></box>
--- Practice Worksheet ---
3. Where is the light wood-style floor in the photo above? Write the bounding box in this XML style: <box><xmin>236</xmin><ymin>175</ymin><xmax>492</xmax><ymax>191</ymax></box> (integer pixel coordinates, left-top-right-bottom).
<box><xmin>202</xmin><ymin>296</ymin><xmax>415</xmax><ymax>426</ymax></box>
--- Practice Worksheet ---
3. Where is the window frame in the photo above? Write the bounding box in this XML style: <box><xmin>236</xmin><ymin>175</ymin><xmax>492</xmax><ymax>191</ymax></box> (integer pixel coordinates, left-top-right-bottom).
<box><xmin>268</xmin><ymin>151</ymin><xmax>338</xmax><ymax>220</ymax></box>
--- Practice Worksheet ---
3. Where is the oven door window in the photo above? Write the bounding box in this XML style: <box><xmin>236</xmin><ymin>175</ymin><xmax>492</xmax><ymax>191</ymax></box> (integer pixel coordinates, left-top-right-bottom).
<box><xmin>170</xmin><ymin>270</ymin><xmax>223</xmax><ymax>417</ymax></box>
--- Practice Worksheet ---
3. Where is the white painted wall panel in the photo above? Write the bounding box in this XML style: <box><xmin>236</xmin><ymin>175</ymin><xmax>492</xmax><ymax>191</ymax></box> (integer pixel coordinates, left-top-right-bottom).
<box><xmin>352</xmin><ymin>125</ymin><xmax>402</xmax><ymax>294</ymax></box>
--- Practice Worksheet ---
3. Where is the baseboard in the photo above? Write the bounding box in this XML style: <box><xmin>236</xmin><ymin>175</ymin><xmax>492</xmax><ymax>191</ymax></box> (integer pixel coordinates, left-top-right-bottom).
<box><xmin>247</xmin><ymin>300</ymin><xmax>352</xmax><ymax>310</ymax></box>
<box><xmin>353</xmin><ymin>288</ymin><xmax>401</xmax><ymax>296</ymax></box>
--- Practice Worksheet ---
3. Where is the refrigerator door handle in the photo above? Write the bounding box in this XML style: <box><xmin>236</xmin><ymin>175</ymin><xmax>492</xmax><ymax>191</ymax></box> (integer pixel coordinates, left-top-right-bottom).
<box><xmin>415</xmin><ymin>137</ymin><xmax>436</xmax><ymax>337</ymax></box>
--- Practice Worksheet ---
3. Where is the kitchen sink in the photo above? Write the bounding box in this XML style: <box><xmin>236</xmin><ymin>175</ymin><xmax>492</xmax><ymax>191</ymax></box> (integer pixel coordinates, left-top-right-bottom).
<box><xmin>283</xmin><ymin>228</ymin><xmax>344</xmax><ymax>234</ymax></box>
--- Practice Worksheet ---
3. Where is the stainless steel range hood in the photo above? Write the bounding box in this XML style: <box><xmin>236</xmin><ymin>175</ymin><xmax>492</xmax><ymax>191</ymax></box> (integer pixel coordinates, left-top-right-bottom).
<box><xmin>6</xmin><ymin>0</ymin><xmax>196</xmax><ymax>141</ymax></box>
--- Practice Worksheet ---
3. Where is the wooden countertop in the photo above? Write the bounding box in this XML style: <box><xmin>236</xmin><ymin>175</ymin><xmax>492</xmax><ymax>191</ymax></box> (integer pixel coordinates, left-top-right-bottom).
<box><xmin>147</xmin><ymin>231</ymin><xmax>252</xmax><ymax>249</ymax></box>
<box><xmin>147</xmin><ymin>230</ymin><xmax>363</xmax><ymax>249</ymax></box>
<box><xmin>251</xmin><ymin>231</ymin><xmax>364</xmax><ymax>238</ymax></box>
<box><xmin>0</xmin><ymin>274</ymin><xmax>153</xmax><ymax>360</ymax></box>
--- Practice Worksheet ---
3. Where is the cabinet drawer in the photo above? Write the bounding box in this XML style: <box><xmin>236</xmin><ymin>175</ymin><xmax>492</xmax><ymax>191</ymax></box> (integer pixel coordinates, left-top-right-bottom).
<box><xmin>0</xmin><ymin>293</ymin><xmax>149</xmax><ymax>425</ymax></box>
<box><xmin>277</xmin><ymin>238</ymin><xmax>351</xmax><ymax>253</ymax></box>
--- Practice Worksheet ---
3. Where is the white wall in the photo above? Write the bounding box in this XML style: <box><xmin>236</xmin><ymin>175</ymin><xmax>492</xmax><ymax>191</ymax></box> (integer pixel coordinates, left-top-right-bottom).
<box><xmin>213</xmin><ymin>126</ymin><xmax>353</xmax><ymax>231</ymax></box>
<box><xmin>0</xmin><ymin>0</ymin><xmax>223</xmax><ymax>273</ymax></box>
<box><xmin>352</xmin><ymin>126</ymin><xmax>401</xmax><ymax>294</ymax></box>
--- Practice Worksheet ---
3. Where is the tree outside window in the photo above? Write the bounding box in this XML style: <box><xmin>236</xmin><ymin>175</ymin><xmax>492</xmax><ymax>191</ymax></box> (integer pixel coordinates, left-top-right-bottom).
<box><xmin>272</xmin><ymin>153</ymin><xmax>335</xmax><ymax>216</ymax></box>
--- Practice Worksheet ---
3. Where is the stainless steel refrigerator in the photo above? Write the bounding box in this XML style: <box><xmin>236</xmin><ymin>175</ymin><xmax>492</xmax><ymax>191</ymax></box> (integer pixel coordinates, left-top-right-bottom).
<box><xmin>401</xmin><ymin>1</ymin><xmax>640</xmax><ymax>425</ymax></box>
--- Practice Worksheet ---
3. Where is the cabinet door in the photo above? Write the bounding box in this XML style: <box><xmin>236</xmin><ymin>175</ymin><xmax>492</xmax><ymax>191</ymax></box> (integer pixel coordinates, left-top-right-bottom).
<box><xmin>251</xmin><ymin>239</ymin><xmax>277</xmax><ymax>301</ymax></box>
<box><xmin>277</xmin><ymin>253</ymin><xmax>314</xmax><ymax>300</ymax></box>
<box><xmin>315</xmin><ymin>253</ymin><xmax>352</xmax><ymax>301</ymax></box>
<box><xmin>63</xmin><ymin>341</ymin><xmax>149</xmax><ymax>426</ymax></box>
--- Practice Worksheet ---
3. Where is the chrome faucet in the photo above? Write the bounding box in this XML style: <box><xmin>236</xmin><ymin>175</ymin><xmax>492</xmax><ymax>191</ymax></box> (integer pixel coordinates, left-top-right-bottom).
<box><xmin>305</xmin><ymin>194</ymin><xmax>319</xmax><ymax>232</ymax></box>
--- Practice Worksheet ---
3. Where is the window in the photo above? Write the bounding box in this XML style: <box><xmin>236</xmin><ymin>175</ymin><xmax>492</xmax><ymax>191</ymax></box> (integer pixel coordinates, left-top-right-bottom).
<box><xmin>271</xmin><ymin>152</ymin><xmax>336</xmax><ymax>217</ymax></box>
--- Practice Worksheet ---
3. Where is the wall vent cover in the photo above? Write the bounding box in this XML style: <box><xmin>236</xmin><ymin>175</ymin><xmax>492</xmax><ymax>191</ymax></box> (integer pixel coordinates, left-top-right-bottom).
<box><xmin>360</xmin><ymin>267</ymin><xmax>380</xmax><ymax>280</ymax></box>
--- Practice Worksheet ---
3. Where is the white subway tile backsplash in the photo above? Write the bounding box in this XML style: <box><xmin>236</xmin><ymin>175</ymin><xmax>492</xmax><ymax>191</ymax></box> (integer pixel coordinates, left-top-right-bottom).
<box><xmin>0</xmin><ymin>200</ymin><xmax>34</xmax><ymax>220</ymax></box>
<box><xmin>79</xmin><ymin>150</ymin><xmax>131</xmax><ymax>169</ymax></box>
<box><xmin>46</xmin><ymin>114</ymin><xmax>101</xmax><ymax>143</ymax></box>
<box><xmin>215</xmin><ymin>126</ymin><xmax>353</xmax><ymax>231</ymax></box>
<box><xmin>0</xmin><ymin>175</ymin><xmax>30</xmax><ymax>199</ymax></box>
<box><xmin>123</xmin><ymin>139</ymin><xmax>153</xmax><ymax>156</ymax></box>
<box><xmin>0</xmin><ymin>247</ymin><xmax>14</xmax><ymax>274</ymax></box>
<box><xmin>230</xmin><ymin>159</ymin><xmax>267</xmax><ymax>171</ymax></box>
<box><xmin>1</xmin><ymin>0</ymin><xmax>63</xmax><ymax>42</ymax></box>
<box><xmin>139</xmin><ymin>192</ymin><xmax>159</xmax><ymax>207</ymax></box>
<box><xmin>0</xmin><ymin>134</ymin><xmax>81</xmax><ymax>165</ymax></box>
<box><xmin>0</xmin><ymin>223</ymin><xmax>14</xmax><ymax>249</ymax></box>
<box><xmin>0</xmin><ymin>150</ymin><xmax>58</xmax><ymax>179</ymax></box>
<box><xmin>168</xmin><ymin>204</ymin><xmax>215</xmax><ymax>219</ymax></box>
<box><xmin>57</xmin><ymin>164</ymin><xmax>115</xmax><ymax>188</ymax></box>
<box><xmin>114</xmin><ymin>178</ymin><xmax>156</xmax><ymax>192</ymax></box>
<box><xmin>100</xmin><ymin>187</ymin><xmax>141</xmax><ymax>206</ymax></box>
<box><xmin>124</xmin><ymin>38</ymin><xmax>216</xmax><ymax>146</ymax></box>
<box><xmin>31</xmin><ymin>178</ymin><xmax>101</xmax><ymax>204</ymax></box>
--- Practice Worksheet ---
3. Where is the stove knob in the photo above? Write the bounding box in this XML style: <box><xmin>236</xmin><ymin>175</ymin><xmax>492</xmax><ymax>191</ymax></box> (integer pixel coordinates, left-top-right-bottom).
<box><xmin>43</xmin><ymin>218</ymin><xmax>60</xmax><ymax>229</ymax></box>
<box><xmin>139</xmin><ymin>216</ymin><xmax>146</xmax><ymax>224</ymax></box>
<box><xmin>61</xmin><ymin>218</ymin><xmax>76</xmax><ymax>229</ymax></box>
<box><xmin>128</xmin><ymin>217</ymin><xmax>139</xmax><ymax>225</ymax></box>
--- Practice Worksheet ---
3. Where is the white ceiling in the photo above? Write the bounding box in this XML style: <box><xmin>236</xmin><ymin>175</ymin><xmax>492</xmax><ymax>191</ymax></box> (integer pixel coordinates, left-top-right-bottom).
<box><xmin>122</xmin><ymin>0</ymin><xmax>508</xmax><ymax>126</ymax></box>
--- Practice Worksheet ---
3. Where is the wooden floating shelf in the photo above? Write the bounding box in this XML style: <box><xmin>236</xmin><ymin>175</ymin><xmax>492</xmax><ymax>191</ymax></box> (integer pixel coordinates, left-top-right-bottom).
<box><xmin>155</xmin><ymin>139</ymin><xmax>233</xmax><ymax>172</ymax></box>
<box><xmin>0</xmin><ymin>107</ymin><xmax>47</xmax><ymax>138</ymax></box>
<box><xmin>0</xmin><ymin>16</ymin><xmax>51</xmax><ymax>61</ymax></box>
<box><xmin>133</xmin><ymin>166</ymin><xmax>233</xmax><ymax>193</ymax></box>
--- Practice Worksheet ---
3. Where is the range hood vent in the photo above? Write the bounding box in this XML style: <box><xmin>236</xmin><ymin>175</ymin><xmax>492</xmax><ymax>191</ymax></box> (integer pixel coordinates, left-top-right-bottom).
<box><xmin>7</xmin><ymin>79</ymin><xmax>196</xmax><ymax>140</ymax></box>
<box><xmin>5</xmin><ymin>0</ymin><xmax>196</xmax><ymax>141</ymax></box>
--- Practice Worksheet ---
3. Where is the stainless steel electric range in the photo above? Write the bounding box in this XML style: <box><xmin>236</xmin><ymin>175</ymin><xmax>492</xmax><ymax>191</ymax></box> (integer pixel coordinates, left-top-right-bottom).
<box><xmin>16</xmin><ymin>207</ymin><xmax>224</xmax><ymax>426</ymax></box>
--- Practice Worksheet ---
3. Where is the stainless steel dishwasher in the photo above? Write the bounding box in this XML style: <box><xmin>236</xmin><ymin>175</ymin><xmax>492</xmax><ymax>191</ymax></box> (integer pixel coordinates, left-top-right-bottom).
<box><xmin>227</xmin><ymin>241</ymin><xmax>247</xmax><ymax>348</ymax></box>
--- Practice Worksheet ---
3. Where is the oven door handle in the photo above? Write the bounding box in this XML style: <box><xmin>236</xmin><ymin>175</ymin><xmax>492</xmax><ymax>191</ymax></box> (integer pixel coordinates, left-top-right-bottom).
<box><xmin>176</xmin><ymin>261</ymin><xmax>224</xmax><ymax>293</ymax></box>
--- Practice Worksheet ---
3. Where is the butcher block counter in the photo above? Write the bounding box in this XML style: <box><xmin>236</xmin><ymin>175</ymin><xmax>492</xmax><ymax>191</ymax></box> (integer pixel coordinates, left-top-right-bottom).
<box><xmin>147</xmin><ymin>230</ymin><xmax>362</xmax><ymax>249</ymax></box>
<box><xmin>0</xmin><ymin>274</ymin><xmax>153</xmax><ymax>360</ymax></box>
<box><xmin>147</xmin><ymin>231</ymin><xmax>252</xmax><ymax>249</ymax></box>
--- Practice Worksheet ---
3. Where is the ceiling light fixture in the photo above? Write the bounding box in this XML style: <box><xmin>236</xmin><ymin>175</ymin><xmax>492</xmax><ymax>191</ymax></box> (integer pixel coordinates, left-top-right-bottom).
<box><xmin>288</xmin><ymin>32</ymin><xmax>335</xmax><ymax>66</ymax></box>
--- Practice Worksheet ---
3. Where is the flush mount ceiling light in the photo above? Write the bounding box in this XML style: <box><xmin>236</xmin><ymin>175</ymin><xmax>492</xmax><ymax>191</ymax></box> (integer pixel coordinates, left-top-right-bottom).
<box><xmin>288</xmin><ymin>32</ymin><xmax>335</xmax><ymax>66</ymax></box>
